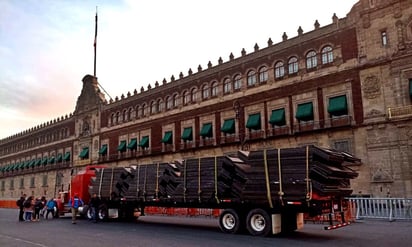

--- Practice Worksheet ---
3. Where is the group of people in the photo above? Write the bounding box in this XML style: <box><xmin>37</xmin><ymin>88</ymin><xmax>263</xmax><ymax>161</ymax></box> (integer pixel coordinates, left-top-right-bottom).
<box><xmin>16</xmin><ymin>193</ymin><xmax>102</xmax><ymax>224</ymax></box>
<box><xmin>16</xmin><ymin>194</ymin><xmax>57</xmax><ymax>222</ymax></box>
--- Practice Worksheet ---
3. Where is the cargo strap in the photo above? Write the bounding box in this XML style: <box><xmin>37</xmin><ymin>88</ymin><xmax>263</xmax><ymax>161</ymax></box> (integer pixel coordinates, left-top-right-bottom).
<box><xmin>98</xmin><ymin>168</ymin><xmax>104</xmax><ymax>198</ymax></box>
<box><xmin>155</xmin><ymin>163</ymin><xmax>160</xmax><ymax>199</ymax></box>
<box><xmin>277</xmin><ymin>149</ymin><xmax>284</xmax><ymax>205</ymax></box>
<box><xmin>109</xmin><ymin>167</ymin><xmax>114</xmax><ymax>200</ymax></box>
<box><xmin>263</xmin><ymin>149</ymin><xmax>274</xmax><ymax>209</ymax></box>
<box><xmin>183</xmin><ymin>160</ymin><xmax>187</xmax><ymax>203</ymax></box>
<box><xmin>306</xmin><ymin>146</ymin><xmax>312</xmax><ymax>201</ymax></box>
<box><xmin>198</xmin><ymin>158</ymin><xmax>202</xmax><ymax>202</ymax></box>
<box><xmin>214</xmin><ymin>156</ymin><xmax>219</xmax><ymax>204</ymax></box>
<box><xmin>136</xmin><ymin>164</ymin><xmax>140</xmax><ymax>197</ymax></box>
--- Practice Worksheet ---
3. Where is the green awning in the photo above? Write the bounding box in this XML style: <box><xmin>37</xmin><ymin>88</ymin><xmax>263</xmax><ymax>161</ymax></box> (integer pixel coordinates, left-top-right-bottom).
<box><xmin>48</xmin><ymin>156</ymin><xmax>55</xmax><ymax>164</ymax></box>
<box><xmin>35</xmin><ymin>159</ymin><xmax>42</xmax><ymax>166</ymax></box>
<box><xmin>99</xmin><ymin>144</ymin><xmax>108</xmax><ymax>154</ymax></box>
<box><xmin>328</xmin><ymin>95</ymin><xmax>348</xmax><ymax>116</ymax></box>
<box><xmin>269</xmin><ymin>108</ymin><xmax>286</xmax><ymax>126</ymax></box>
<box><xmin>127</xmin><ymin>139</ymin><xmax>137</xmax><ymax>150</ymax></box>
<box><xmin>18</xmin><ymin>162</ymin><xmax>25</xmax><ymax>169</ymax></box>
<box><xmin>63</xmin><ymin>152</ymin><xmax>71</xmax><ymax>161</ymax></box>
<box><xmin>246</xmin><ymin>113</ymin><xmax>261</xmax><ymax>130</ymax></box>
<box><xmin>24</xmin><ymin>160</ymin><xmax>31</xmax><ymax>168</ymax></box>
<box><xmin>10</xmin><ymin>164</ymin><xmax>16</xmax><ymax>171</ymax></box>
<box><xmin>407</xmin><ymin>78</ymin><xmax>412</xmax><ymax>97</ymax></box>
<box><xmin>41</xmin><ymin>157</ymin><xmax>48</xmax><ymax>165</ymax></box>
<box><xmin>221</xmin><ymin>119</ymin><xmax>235</xmax><ymax>134</ymax></box>
<box><xmin>79</xmin><ymin>147</ymin><xmax>89</xmax><ymax>158</ymax></box>
<box><xmin>295</xmin><ymin>102</ymin><xmax>314</xmax><ymax>121</ymax></box>
<box><xmin>161</xmin><ymin>131</ymin><xmax>173</xmax><ymax>144</ymax></box>
<box><xmin>139</xmin><ymin>136</ymin><xmax>149</xmax><ymax>148</ymax></box>
<box><xmin>181</xmin><ymin>127</ymin><xmax>193</xmax><ymax>141</ymax></box>
<box><xmin>56</xmin><ymin>154</ymin><xmax>62</xmax><ymax>163</ymax></box>
<box><xmin>200</xmin><ymin>123</ymin><xmax>213</xmax><ymax>138</ymax></box>
<box><xmin>29</xmin><ymin>159</ymin><xmax>36</xmax><ymax>168</ymax></box>
<box><xmin>117</xmin><ymin>140</ymin><xmax>126</xmax><ymax>152</ymax></box>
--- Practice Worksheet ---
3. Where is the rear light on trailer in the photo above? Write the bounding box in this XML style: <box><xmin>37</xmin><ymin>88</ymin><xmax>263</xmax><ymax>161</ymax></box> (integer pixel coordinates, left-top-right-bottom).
<box><xmin>286</xmin><ymin>201</ymin><xmax>302</xmax><ymax>205</ymax></box>
<box><xmin>324</xmin><ymin>221</ymin><xmax>350</xmax><ymax>230</ymax></box>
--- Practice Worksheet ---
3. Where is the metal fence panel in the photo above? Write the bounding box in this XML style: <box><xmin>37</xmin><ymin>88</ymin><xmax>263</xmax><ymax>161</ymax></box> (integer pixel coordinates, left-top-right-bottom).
<box><xmin>348</xmin><ymin>198</ymin><xmax>412</xmax><ymax>221</ymax></box>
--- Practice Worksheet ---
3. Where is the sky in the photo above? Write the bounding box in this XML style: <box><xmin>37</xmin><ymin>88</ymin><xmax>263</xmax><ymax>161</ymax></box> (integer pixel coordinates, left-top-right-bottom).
<box><xmin>0</xmin><ymin>0</ymin><xmax>358</xmax><ymax>140</ymax></box>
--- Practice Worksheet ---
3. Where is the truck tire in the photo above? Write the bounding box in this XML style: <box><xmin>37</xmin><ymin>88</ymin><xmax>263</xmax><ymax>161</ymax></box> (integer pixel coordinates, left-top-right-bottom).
<box><xmin>219</xmin><ymin>209</ymin><xmax>243</xmax><ymax>234</ymax></box>
<box><xmin>246</xmin><ymin>208</ymin><xmax>271</xmax><ymax>237</ymax></box>
<box><xmin>98</xmin><ymin>207</ymin><xmax>108</xmax><ymax>221</ymax></box>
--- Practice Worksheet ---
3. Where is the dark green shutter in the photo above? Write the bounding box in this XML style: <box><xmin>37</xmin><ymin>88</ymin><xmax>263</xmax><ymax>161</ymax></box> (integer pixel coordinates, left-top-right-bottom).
<box><xmin>221</xmin><ymin>119</ymin><xmax>235</xmax><ymax>134</ymax></box>
<box><xmin>117</xmin><ymin>141</ymin><xmax>126</xmax><ymax>152</ymax></box>
<box><xmin>246</xmin><ymin>113</ymin><xmax>261</xmax><ymax>130</ymax></box>
<box><xmin>161</xmin><ymin>131</ymin><xmax>173</xmax><ymax>144</ymax></box>
<box><xmin>139</xmin><ymin>136</ymin><xmax>149</xmax><ymax>148</ymax></box>
<box><xmin>269</xmin><ymin>108</ymin><xmax>286</xmax><ymax>126</ymax></box>
<box><xmin>409</xmin><ymin>79</ymin><xmax>412</xmax><ymax>97</ymax></box>
<box><xmin>79</xmin><ymin>147</ymin><xmax>89</xmax><ymax>158</ymax></box>
<box><xmin>56</xmin><ymin>154</ymin><xmax>63</xmax><ymax>163</ymax></box>
<box><xmin>327</xmin><ymin>95</ymin><xmax>348</xmax><ymax>116</ymax></box>
<box><xmin>127</xmin><ymin>139</ymin><xmax>137</xmax><ymax>150</ymax></box>
<box><xmin>295</xmin><ymin>102</ymin><xmax>314</xmax><ymax>121</ymax></box>
<box><xmin>200</xmin><ymin>123</ymin><xmax>213</xmax><ymax>138</ymax></box>
<box><xmin>63</xmin><ymin>152</ymin><xmax>71</xmax><ymax>161</ymax></box>
<box><xmin>99</xmin><ymin>144</ymin><xmax>108</xmax><ymax>154</ymax></box>
<box><xmin>181</xmin><ymin>127</ymin><xmax>193</xmax><ymax>141</ymax></box>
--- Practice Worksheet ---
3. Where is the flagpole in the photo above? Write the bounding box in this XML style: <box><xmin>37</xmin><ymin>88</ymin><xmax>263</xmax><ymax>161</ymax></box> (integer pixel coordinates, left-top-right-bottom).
<box><xmin>94</xmin><ymin>7</ymin><xmax>98</xmax><ymax>77</ymax></box>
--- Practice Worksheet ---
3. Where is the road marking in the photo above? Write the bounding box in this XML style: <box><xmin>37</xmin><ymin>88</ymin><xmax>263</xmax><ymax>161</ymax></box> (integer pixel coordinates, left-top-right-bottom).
<box><xmin>0</xmin><ymin>234</ymin><xmax>48</xmax><ymax>247</ymax></box>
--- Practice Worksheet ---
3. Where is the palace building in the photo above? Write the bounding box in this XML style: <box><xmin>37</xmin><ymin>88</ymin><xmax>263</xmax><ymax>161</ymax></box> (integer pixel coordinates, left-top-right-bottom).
<box><xmin>1</xmin><ymin>0</ymin><xmax>412</xmax><ymax>206</ymax></box>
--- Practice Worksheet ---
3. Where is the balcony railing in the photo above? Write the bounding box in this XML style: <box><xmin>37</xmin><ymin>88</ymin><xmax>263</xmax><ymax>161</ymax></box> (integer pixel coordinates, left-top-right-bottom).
<box><xmin>388</xmin><ymin>105</ymin><xmax>412</xmax><ymax>119</ymax></box>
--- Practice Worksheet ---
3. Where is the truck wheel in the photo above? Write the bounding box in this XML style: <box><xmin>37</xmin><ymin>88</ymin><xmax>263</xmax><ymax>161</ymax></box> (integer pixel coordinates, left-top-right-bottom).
<box><xmin>219</xmin><ymin>209</ymin><xmax>242</xmax><ymax>234</ymax></box>
<box><xmin>86</xmin><ymin>207</ymin><xmax>93</xmax><ymax>220</ymax></box>
<box><xmin>98</xmin><ymin>208</ymin><xmax>107</xmax><ymax>221</ymax></box>
<box><xmin>246</xmin><ymin>208</ymin><xmax>271</xmax><ymax>237</ymax></box>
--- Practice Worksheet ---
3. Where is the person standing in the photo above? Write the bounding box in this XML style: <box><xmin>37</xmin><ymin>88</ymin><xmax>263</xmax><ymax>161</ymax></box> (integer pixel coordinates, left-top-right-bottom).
<box><xmin>33</xmin><ymin>197</ymin><xmax>44</xmax><ymax>221</ymax></box>
<box><xmin>16</xmin><ymin>194</ymin><xmax>26</xmax><ymax>221</ymax></box>
<box><xmin>89</xmin><ymin>193</ymin><xmax>101</xmax><ymax>223</ymax></box>
<box><xmin>23</xmin><ymin>196</ymin><xmax>34</xmax><ymax>222</ymax></box>
<box><xmin>45</xmin><ymin>198</ymin><xmax>57</xmax><ymax>219</ymax></box>
<box><xmin>68</xmin><ymin>193</ymin><xmax>84</xmax><ymax>224</ymax></box>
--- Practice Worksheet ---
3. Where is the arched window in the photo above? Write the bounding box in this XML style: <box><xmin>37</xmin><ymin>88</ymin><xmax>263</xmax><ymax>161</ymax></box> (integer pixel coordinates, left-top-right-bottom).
<box><xmin>183</xmin><ymin>90</ymin><xmax>190</xmax><ymax>105</ymax></box>
<box><xmin>122</xmin><ymin>109</ymin><xmax>127</xmax><ymax>122</ymax></box>
<box><xmin>128</xmin><ymin>107</ymin><xmax>133</xmax><ymax>120</ymax></box>
<box><xmin>211</xmin><ymin>81</ymin><xmax>218</xmax><ymax>97</ymax></box>
<box><xmin>142</xmin><ymin>103</ymin><xmax>147</xmax><ymax>116</ymax></box>
<box><xmin>173</xmin><ymin>94</ymin><xmax>178</xmax><ymax>107</ymax></box>
<box><xmin>233</xmin><ymin>74</ymin><xmax>242</xmax><ymax>90</ymax></box>
<box><xmin>191</xmin><ymin>88</ymin><xmax>197</xmax><ymax>102</ymax></box>
<box><xmin>223</xmin><ymin>78</ymin><xmax>231</xmax><ymax>94</ymax></box>
<box><xmin>150</xmin><ymin>101</ymin><xmax>156</xmax><ymax>114</ymax></box>
<box><xmin>288</xmin><ymin>57</ymin><xmax>298</xmax><ymax>74</ymax></box>
<box><xmin>258</xmin><ymin>66</ymin><xmax>268</xmax><ymax>83</ymax></box>
<box><xmin>306</xmin><ymin>51</ymin><xmax>317</xmax><ymax>69</ymax></box>
<box><xmin>111</xmin><ymin>113</ymin><xmax>115</xmax><ymax>125</ymax></box>
<box><xmin>136</xmin><ymin>105</ymin><xmax>141</xmax><ymax>118</ymax></box>
<box><xmin>157</xmin><ymin>99</ymin><xmax>164</xmax><ymax>112</ymax></box>
<box><xmin>247</xmin><ymin>70</ymin><xmax>257</xmax><ymax>86</ymax></box>
<box><xmin>166</xmin><ymin>96</ymin><xmax>172</xmax><ymax>110</ymax></box>
<box><xmin>202</xmin><ymin>84</ymin><xmax>209</xmax><ymax>99</ymax></box>
<box><xmin>116</xmin><ymin>112</ymin><xmax>120</xmax><ymax>124</ymax></box>
<box><xmin>274</xmin><ymin>61</ymin><xmax>284</xmax><ymax>78</ymax></box>
<box><xmin>321</xmin><ymin>46</ymin><xmax>333</xmax><ymax>64</ymax></box>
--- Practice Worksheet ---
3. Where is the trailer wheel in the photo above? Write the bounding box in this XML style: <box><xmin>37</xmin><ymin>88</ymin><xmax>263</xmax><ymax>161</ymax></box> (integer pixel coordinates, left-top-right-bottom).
<box><xmin>219</xmin><ymin>209</ymin><xmax>242</xmax><ymax>234</ymax></box>
<box><xmin>246</xmin><ymin>208</ymin><xmax>271</xmax><ymax>237</ymax></box>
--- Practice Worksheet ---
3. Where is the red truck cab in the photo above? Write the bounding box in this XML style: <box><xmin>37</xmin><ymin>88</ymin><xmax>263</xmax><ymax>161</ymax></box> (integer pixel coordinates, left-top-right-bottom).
<box><xmin>56</xmin><ymin>165</ymin><xmax>106</xmax><ymax>216</ymax></box>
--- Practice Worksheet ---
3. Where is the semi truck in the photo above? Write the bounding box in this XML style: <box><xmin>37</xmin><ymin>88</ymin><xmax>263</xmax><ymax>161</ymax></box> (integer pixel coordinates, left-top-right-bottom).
<box><xmin>57</xmin><ymin>145</ymin><xmax>359</xmax><ymax>236</ymax></box>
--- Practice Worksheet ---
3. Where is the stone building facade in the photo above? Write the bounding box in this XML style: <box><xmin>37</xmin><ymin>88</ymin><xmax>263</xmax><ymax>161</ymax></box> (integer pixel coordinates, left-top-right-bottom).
<box><xmin>1</xmin><ymin>0</ymin><xmax>412</xmax><ymax>205</ymax></box>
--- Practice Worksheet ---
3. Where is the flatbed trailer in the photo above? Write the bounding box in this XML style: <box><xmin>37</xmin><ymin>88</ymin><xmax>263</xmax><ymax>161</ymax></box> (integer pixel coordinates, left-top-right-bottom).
<box><xmin>62</xmin><ymin>145</ymin><xmax>359</xmax><ymax>236</ymax></box>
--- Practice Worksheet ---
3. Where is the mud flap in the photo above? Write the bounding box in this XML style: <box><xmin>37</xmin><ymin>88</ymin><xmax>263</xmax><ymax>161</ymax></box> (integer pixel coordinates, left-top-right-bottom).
<box><xmin>108</xmin><ymin>208</ymin><xmax>119</xmax><ymax>219</ymax></box>
<box><xmin>271</xmin><ymin>214</ymin><xmax>282</xmax><ymax>235</ymax></box>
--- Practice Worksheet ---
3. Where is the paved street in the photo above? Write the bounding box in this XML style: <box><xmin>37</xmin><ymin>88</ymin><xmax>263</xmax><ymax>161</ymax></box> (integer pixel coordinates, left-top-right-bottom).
<box><xmin>0</xmin><ymin>208</ymin><xmax>411</xmax><ymax>247</ymax></box>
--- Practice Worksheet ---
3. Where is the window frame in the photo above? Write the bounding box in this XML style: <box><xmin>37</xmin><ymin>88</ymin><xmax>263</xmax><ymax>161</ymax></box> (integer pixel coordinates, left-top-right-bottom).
<box><xmin>275</xmin><ymin>61</ymin><xmax>285</xmax><ymax>78</ymax></box>
<box><xmin>306</xmin><ymin>50</ymin><xmax>317</xmax><ymax>69</ymax></box>
<box><xmin>247</xmin><ymin>70</ymin><xmax>257</xmax><ymax>86</ymax></box>
<box><xmin>321</xmin><ymin>46</ymin><xmax>334</xmax><ymax>64</ymax></box>
<box><xmin>288</xmin><ymin>57</ymin><xmax>298</xmax><ymax>74</ymax></box>
<box><xmin>258</xmin><ymin>66</ymin><xmax>268</xmax><ymax>83</ymax></box>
